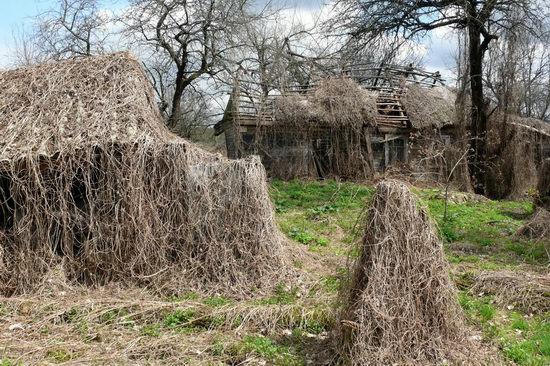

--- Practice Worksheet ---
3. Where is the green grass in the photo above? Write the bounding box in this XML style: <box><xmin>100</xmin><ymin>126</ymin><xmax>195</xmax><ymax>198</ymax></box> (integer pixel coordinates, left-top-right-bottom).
<box><xmin>255</xmin><ymin>283</ymin><xmax>299</xmax><ymax>305</ymax></box>
<box><xmin>288</xmin><ymin>227</ymin><xmax>329</xmax><ymax>246</ymax></box>
<box><xmin>271</xmin><ymin>180</ymin><xmax>547</xmax><ymax>264</ymax></box>
<box><xmin>162</xmin><ymin>308</ymin><xmax>226</xmax><ymax>332</ymax></box>
<box><xmin>46</xmin><ymin>349</ymin><xmax>72</xmax><ymax>363</ymax></box>
<box><xmin>270</xmin><ymin>180</ymin><xmax>373</xmax><ymax>211</ymax></box>
<box><xmin>459</xmin><ymin>292</ymin><xmax>550</xmax><ymax>365</ymax></box>
<box><xmin>500</xmin><ymin>317</ymin><xmax>550</xmax><ymax>366</ymax></box>
<box><xmin>203</xmin><ymin>296</ymin><xmax>232</xmax><ymax>307</ymax></box>
<box><xmin>0</xmin><ymin>360</ymin><xmax>19</xmax><ymax>366</ymax></box>
<box><xmin>271</xmin><ymin>180</ymin><xmax>373</xmax><ymax>254</ymax></box>
<box><xmin>230</xmin><ymin>335</ymin><xmax>304</xmax><ymax>366</ymax></box>
<box><xmin>140</xmin><ymin>324</ymin><xmax>161</xmax><ymax>337</ymax></box>
<box><xmin>163</xmin><ymin>309</ymin><xmax>197</xmax><ymax>329</ymax></box>
<box><xmin>416</xmin><ymin>189</ymin><xmax>547</xmax><ymax>263</ymax></box>
<box><xmin>99</xmin><ymin>308</ymin><xmax>133</xmax><ymax>327</ymax></box>
<box><xmin>209</xmin><ymin>334</ymin><xmax>304</xmax><ymax>365</ymax></box>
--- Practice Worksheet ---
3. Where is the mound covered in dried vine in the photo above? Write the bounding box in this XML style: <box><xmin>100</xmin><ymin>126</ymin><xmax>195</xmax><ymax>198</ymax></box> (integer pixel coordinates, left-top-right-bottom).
<box><xmin>337</xmin><ymin>180</ymin><xmax>498</xmax><ymax>365</ymax></box>
<box><xmin>0</xmin><ymin>52</ymin><xmax>287</xmax><ymax>296</ymax></box>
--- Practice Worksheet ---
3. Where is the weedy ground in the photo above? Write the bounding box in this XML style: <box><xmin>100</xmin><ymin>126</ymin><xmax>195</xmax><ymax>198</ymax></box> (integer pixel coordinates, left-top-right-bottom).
<box><xmin>1</xmin><ymin>179</ymin><xmax>549</xmax><ymax>365</ymax></box>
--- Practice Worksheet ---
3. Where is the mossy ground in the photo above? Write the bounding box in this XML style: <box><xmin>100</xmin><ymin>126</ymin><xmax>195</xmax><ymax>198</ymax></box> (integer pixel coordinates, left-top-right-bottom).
<box><xmin>1</xmin><ymin>179</ymin><xmax>548</xmax><ymax>365</ymax></box>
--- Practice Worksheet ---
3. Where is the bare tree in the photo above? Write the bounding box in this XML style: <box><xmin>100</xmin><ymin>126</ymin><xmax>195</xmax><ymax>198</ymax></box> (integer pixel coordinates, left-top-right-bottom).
<box><xmin>484</xmin><ymin>20</ymin><xmax>550</xmax><ymax>121</ymax></box>
<box><xmin>32</xmin><ymin>0</ymin><xmax>111</xmax><ymax>60</ymax></box>
<box><xmin>142</xmin><ymin>54</ymin><xmax>216</xmax><ymax>137</ymax></box>
<box><xmin>236</xmin><ymin>13</ymin><xmax>330</xmax><ymax>96</ymax></box>
<box><xmin>239</xmin><ymin>18</ymin><xmax>288</xmax><ymax>97</ymax></box>
<box><xmin>11</xmin><ymin>26</ymin><xmax>46</xmax><ymax>66</ymax></box>
<box><xmin>513</xmin><ymin>31</ymin><xmax>550</xmax><ymax>121</ymax></box>
<box><xmin>123</xmin><ymin>0</ymin><xmax>252</xmax><ymax>131</ymax></box>
<box><xmin>327</xmin><ymin>0</ymin><xmax>546</xmax><ymax>194</ymax></box>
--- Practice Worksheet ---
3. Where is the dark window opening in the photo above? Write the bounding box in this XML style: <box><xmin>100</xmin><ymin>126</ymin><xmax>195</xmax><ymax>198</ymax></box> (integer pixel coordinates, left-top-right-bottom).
<box><xmin>388</xmin><ymin>138</ymin><xmax>406</xmax><ymax>163</ymax></box>
<box><xmin>0</xmin><ymin>173</ymin><xmax>14</xmax><ymax>231</ymax></box>
<box><xmin>241</xmin><ymin>132</ymin><xmax>255</xmax><ymax>152</ymax></box>
<box><xmin>372</xmin><ymin>141</ymin><xmax>386</xmax><ymax>171</ymax></box>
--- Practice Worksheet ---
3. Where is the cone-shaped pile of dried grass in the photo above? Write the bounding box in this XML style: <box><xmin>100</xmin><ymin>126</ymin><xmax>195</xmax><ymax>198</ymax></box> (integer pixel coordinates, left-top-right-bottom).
<box><xmin>0</xmin><ymin>53</ymin><xmax>287</xmax><ymax>296</ymax></box>
<box><xmin>338</xmin><ymin>180</ymin><xmax>493</xmax><ymax>365</ymax></box>
<box><xmin>516</xmin><ymin>159</ymin><xmax>550</xmax><ymax>241</ymax></box>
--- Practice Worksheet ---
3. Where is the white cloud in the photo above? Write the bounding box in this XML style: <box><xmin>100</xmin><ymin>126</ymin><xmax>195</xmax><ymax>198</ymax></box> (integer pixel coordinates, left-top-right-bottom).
<box><xmin>421</xmin><ymin>26</ymin><xmax>459</xmax><ymax>84</ymax></box>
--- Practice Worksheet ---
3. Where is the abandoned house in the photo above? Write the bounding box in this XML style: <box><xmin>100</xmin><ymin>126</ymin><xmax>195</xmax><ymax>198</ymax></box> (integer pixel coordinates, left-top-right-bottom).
<box><xmin>215</xmin><ymin>64</ymin><xmax>550</xmax><ymax>182</ymax></box>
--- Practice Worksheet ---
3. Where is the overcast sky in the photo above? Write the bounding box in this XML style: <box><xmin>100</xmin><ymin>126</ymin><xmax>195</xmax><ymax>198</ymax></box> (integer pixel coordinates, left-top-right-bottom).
<box><xmin>0</xmin><ymin>0</ymin><xmax>457</xmax><ymax>80</ymax></box>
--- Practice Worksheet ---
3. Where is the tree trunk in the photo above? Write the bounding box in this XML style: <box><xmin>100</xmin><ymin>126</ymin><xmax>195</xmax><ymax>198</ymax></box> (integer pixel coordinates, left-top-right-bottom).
<box><xmin>467</xmin><ymin>26</ymin><xmax>488</xmax><ymax>195</ymax></box>
<box><xmin>168</xmin><ymin>68</ymin><xmax>186</xmax><ymax>130</ymax></box>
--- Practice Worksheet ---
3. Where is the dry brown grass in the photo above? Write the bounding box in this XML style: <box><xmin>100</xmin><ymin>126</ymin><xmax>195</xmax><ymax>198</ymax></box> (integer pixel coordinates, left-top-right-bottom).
<box><xmin>0</xmin><ymin>263</ymin><xmax>334</xmax><ymax>365</ymax></box>
<box><xmin>337</xmin><ymin>180</ymin><xmax>498</xmax><ymax>365</ymax></box>
<box><xmin>473</xmin><ymin>270</ymin><xmax>550</xmax><ymax>314</ymax></box>
<box><xmin>0</xmin><ymin>53</ymin><xmax>287</xmax><ymax>296</ymax></box>
<box><xmin>486</xmin><ymin>113</ymin><xmax>540</xmax><ymax>199</ymax></box>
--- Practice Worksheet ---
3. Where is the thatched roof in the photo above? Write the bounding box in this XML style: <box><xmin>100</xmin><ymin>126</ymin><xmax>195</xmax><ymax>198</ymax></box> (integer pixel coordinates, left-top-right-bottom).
<box><xmin>0</xmin><ymin>52</ymin><xmax>175</xmax><ymax>161</ymax></box>
<box><xmin>225</xmin><ymin>72</ymin><xmax>550</xmax><ymax>139</ymax></box>
<box><xmin>273</xmin><ymin>77</ymin><xmax>378</xmax><ymax>129</ymax></box>
<box><xmin>272</xmin><ymin>77</ymin><xmax>456</xmax><ymax>131</ymax></box>
<box><xmin>401</xmin><ymin>84</ymin><xmax>456</xmax><ymax>130</ymax></box>
<box><xmin>507</xmin><ymin>115</ymin><xmax>550</xmax><ymax>137</ymax></box>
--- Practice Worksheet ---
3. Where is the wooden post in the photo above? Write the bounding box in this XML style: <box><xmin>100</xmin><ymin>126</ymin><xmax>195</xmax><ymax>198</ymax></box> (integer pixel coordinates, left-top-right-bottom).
<box><xmin>403</xmin><ymin>136</ymin><xmax>409</xmax><ymax>163</ymax></box>
<box><xmin>232</xmin><ymin>74</ymin><xmax>242</xmax><ymax>158</ymax></box>
<box><xmin>373</xmin><ymin>62</ymin><xmax>384</xmax><ymax>87</ymax></box>
<box><xmin>384</xmin><ymin>135</ymin><xmax>390</xmax><ymax>169</ymax></box>
<box><xmin>365</xmin><ymin>127</ymin><xmax>375</xmax><ymax>174</ymax></box>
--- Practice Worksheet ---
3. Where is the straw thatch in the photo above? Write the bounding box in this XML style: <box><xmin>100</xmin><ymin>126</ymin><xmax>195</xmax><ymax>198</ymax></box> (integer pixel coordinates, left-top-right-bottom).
<box><xmin>338</xmin><ymin>180</ymin><xmax>493</xmax><ymax>365</ymax></box>
<box><xmin>401</xmin><ymin>84</ymin><xmax>456</xmax><ymax>130</ymax></box>
<box><xmin>510</xmin><ymin>116</ymin><xmax>550</xmax><ymax>137</ymax></box>
<box><xmin>0</xmin><ymin>53</ymin><xmax>286</xmax><ymax>296</ymax></box>
<box><xmin>273</xmin><ymin>77</ymin><xmax>379</xmax><ymax>128</ymax></box>
<box><xmin>518</xmin><ymin>207</ymin><xmax>550</xmax><ymax>241</ymax></box>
